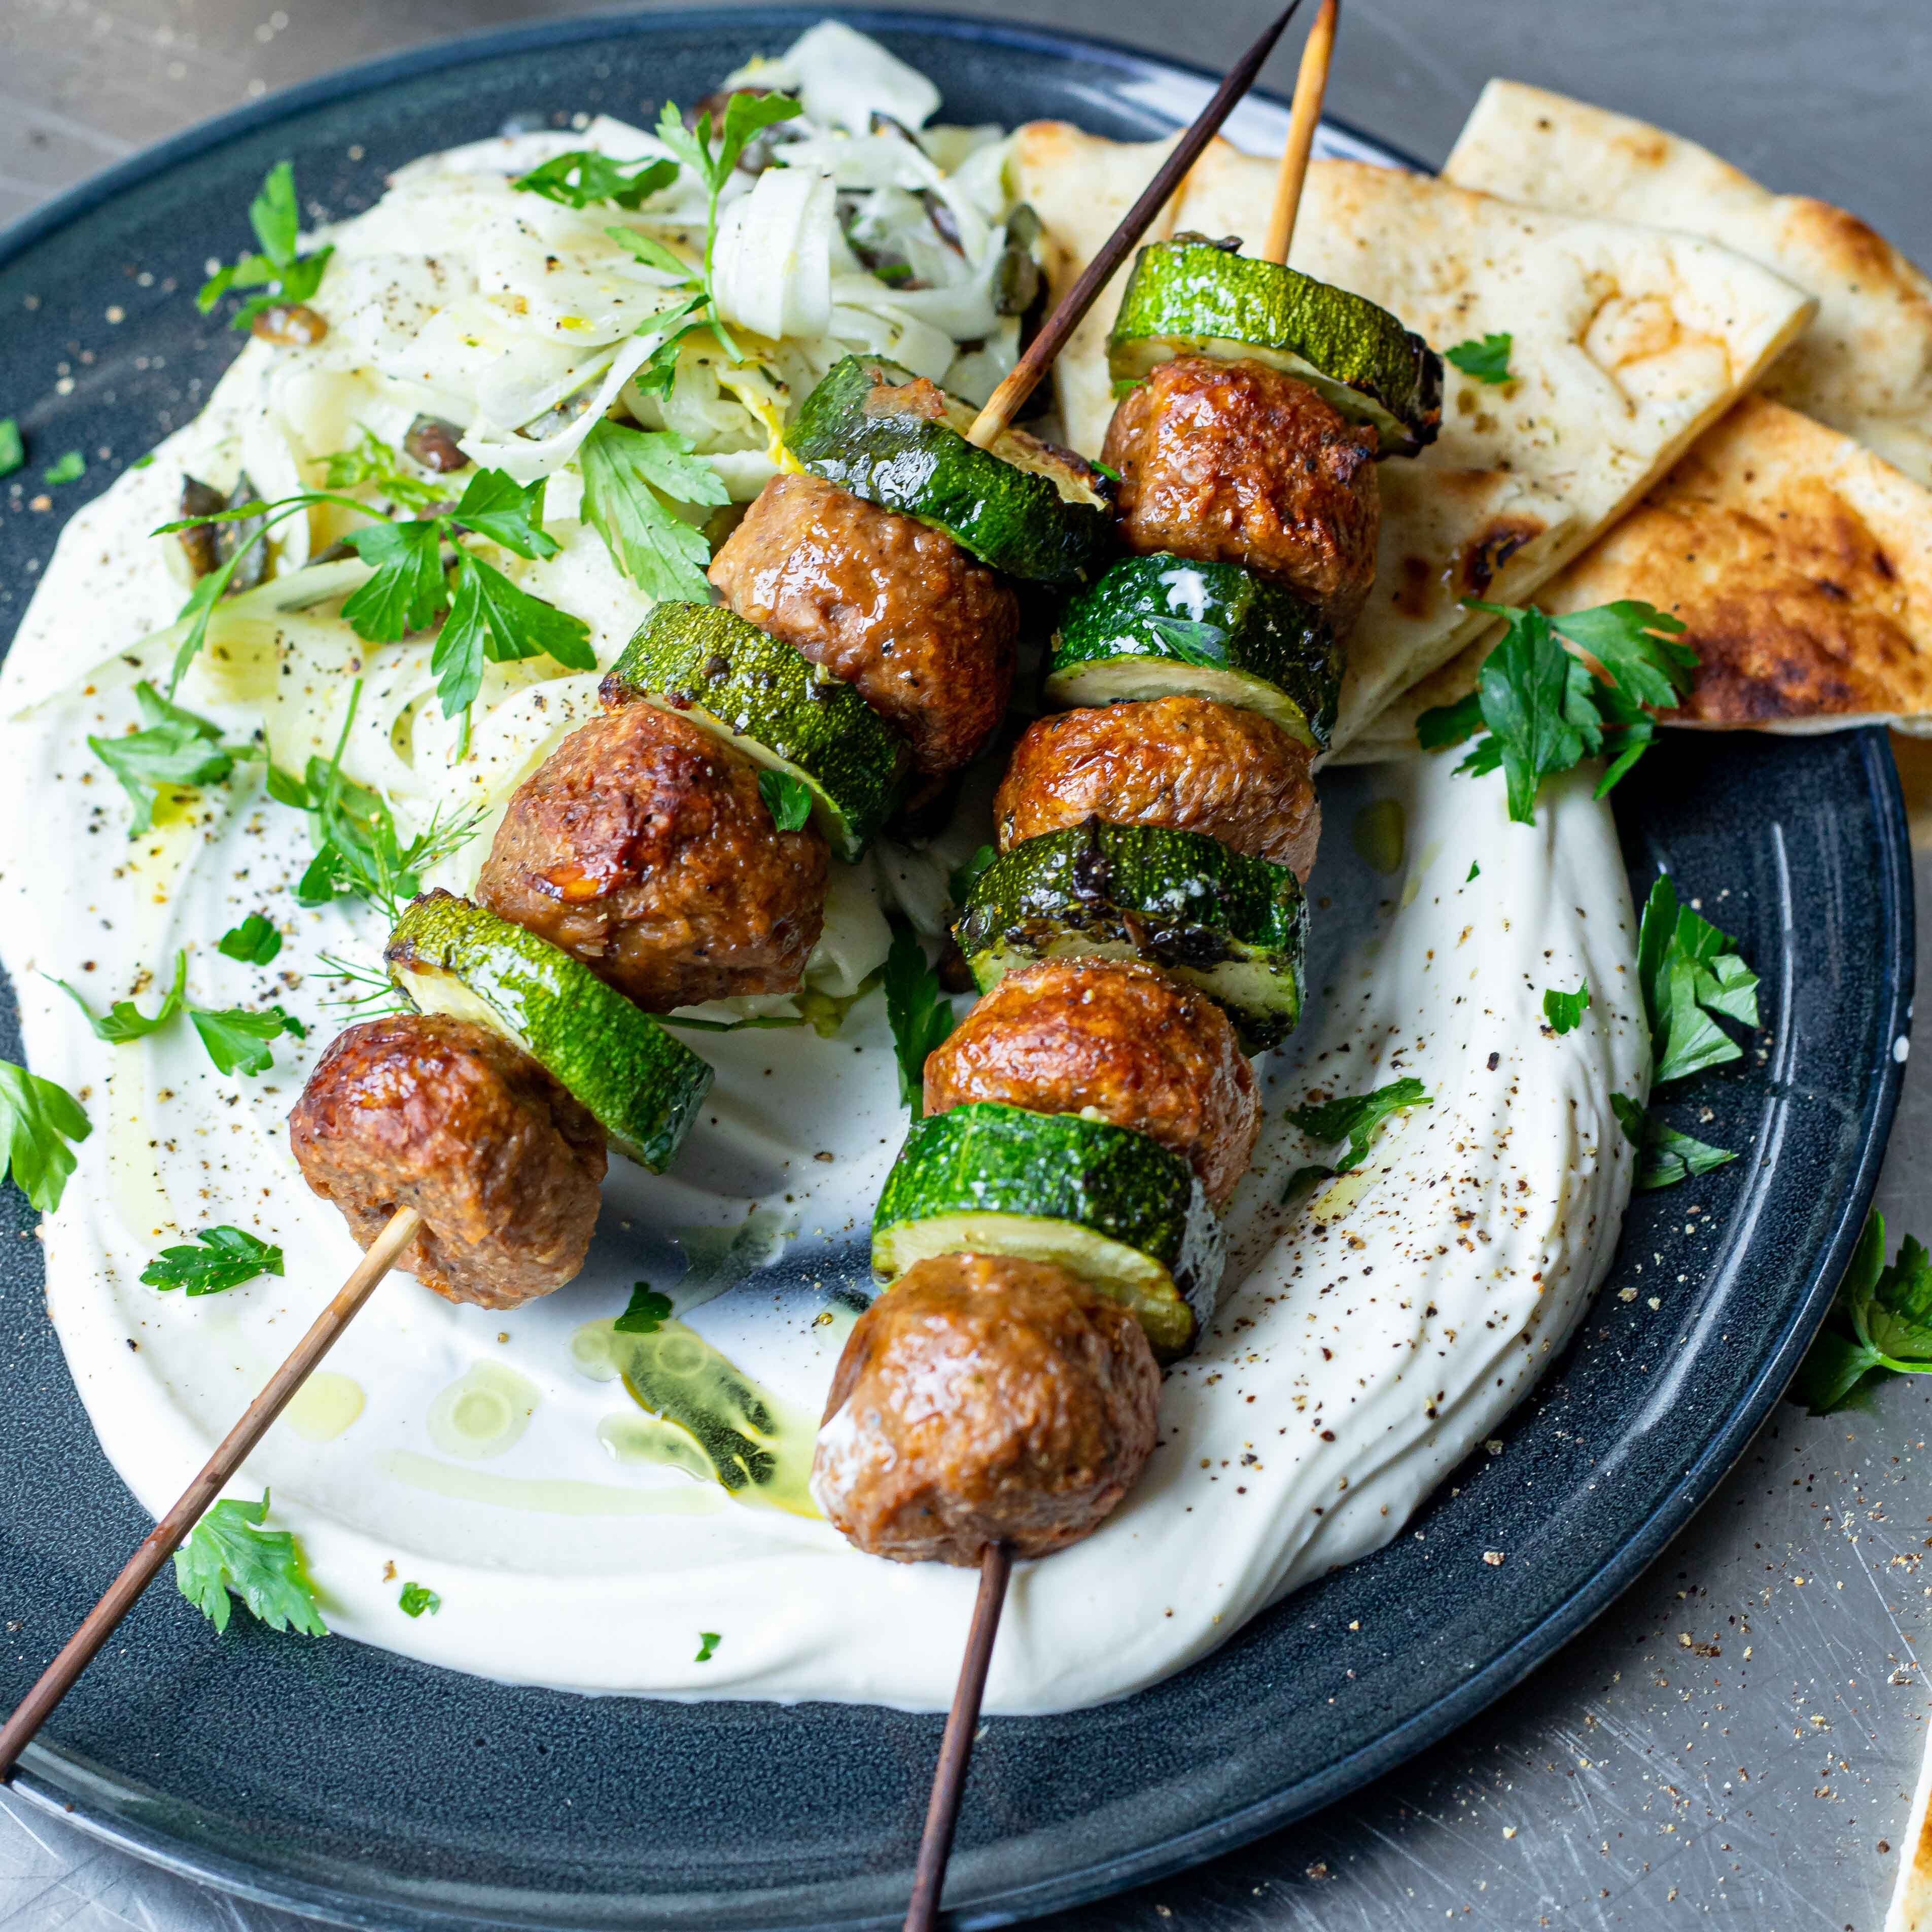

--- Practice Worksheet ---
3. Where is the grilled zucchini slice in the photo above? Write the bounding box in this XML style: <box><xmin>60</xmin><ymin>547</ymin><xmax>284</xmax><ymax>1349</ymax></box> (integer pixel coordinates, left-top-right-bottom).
<box><xmin>955</xmin><ymin>819</ymin><xmax>1308</xmax><ymax>1053</ymax></box>
<box><xmin>1045</xmin><ymin>553</ymin><xmax>1343</xmax><ymax>750</ymax></box>
<box><xmin>785</xmin><ymin>354</ymin><xmax>1115</xmax><ymax>587</ymax></box>
<box><xmin>604</xmin><ymin>602</ymin><xmax>909</xmax><ymax>862</ymax></box>
<box><xmin>1107</xmin><ymin>234</ymin><xmax>1443</xmax><ymax>457</ymax></box>
<box><xmin>872</xmin><ymin>1101</ymin><xmax>1223</xmax><ymax>1361</ymax></box>
<box><xmin>386</xmin><ymin>891</ymin><xmax>712</xmax><ymax>1172</ymax></box>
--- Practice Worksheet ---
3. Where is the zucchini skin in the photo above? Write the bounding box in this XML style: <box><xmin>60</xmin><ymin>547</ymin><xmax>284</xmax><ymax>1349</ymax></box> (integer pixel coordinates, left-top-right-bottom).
<box><xmin>785</xmin><ymin>355</ymin><xmax>1116</xmax><ymax>588</ymax></box>
<box><xmin>1047</xmin><ymin>553</ymin><xmax>1343</xmax><ymax>750</ymax></box>
<box><xmin>604</xmin><ymin>601</ymin><xmax>909</xmax><ymax>862</ymax></box>
<box><xmin>955</xmin><ymin>819</ymin><xmax>1308</xmax><ymax>1053</ymax></box>
<box><xmin>1107</xmin><ymin>237</ymin><xmax>1443</xmax><ymax>458</ymax></box>
<box><xmin>385</xmin><ymin>891</ymin><xmax>712</xmax><ymax>1173</ymax></box>
<box><xmin>872</xmin><ymin>1101</ymin><xmax>1223</xmax><ymax>1361</ymax></box>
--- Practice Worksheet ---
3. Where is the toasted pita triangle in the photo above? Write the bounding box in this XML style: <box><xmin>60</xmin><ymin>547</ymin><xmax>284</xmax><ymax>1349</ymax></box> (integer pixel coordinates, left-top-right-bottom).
<box><xmin>1018</xmin><ymin>132</ymin><xmax>1816</xmax><ymax>752</ymax></box>
<box><xmin>1341</xmin><ymin>395</ymin><xmax>1932</xmax><ymax>759</ymax></box>
<box><xmin>1444</xmin><ymin>80</ymin><xmax>1932</xmax><ymax>488</ymax></box>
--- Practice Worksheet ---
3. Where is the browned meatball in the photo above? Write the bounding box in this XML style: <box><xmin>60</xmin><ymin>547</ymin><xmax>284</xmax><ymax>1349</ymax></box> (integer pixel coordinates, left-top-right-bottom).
<box><xmin>288</xmin><ymin>1013</ymin><xmax>606</xmax><ymax>1311</ymax></box>
<box><xmin>1103</xmin><ymin>355</ymin><xmax>1380</xmax><ymax>633</ymax></box>
<box><xmin>924</xmin><ymin>958</ymin><xmax>1258</xmax><ymax>1206</ymax></box>
<box><xmin>812</xmin><ymin>1252</ymin><xmax>1161</xmax><ymax>1565</ymax></box>
<box><xmin>708</xmin><ymin>471</ymin><xmax>1020</xmax><ymax>776</ymax></box>
<box><xmin>995</xmin><ymin>694</ymin><xmax>1321</xmax><ymax>878</ymax></box>
<box><xmin>475</xmin><ymin>700</ymin><xmax>827</xmax><ymax>1012</ymax></box>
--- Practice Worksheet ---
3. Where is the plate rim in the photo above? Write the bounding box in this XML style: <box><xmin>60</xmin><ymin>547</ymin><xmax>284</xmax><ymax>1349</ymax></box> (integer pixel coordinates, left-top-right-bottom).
<box><xmin>0</xmin><ymin>9</ymin><xmax>1912</xmax><ymax>1928</ymax></box>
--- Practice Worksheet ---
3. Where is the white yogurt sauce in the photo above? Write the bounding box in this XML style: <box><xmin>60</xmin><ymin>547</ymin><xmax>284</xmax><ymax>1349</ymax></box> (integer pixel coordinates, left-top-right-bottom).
<box><xmin>0</xmin><ymin>155</ymin><xmax>1646</xmax><ymax>1716</ymax></box>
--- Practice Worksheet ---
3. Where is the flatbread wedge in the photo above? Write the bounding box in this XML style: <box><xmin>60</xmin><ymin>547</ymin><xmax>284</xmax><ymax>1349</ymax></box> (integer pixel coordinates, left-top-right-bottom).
<box><xmin>1021</xmin><ymin>132</ymin><xmax>1818</xmax><ymax>753</ymax></box>
<box><xmin>1345</xmin><ymin>397</ymin><xmax>1932</xmax><ymax>757</ymax></box>
<box><xmin>1444</xmin><ymin>79</ymin><xmax>1932</xmax><ymax>488</ymax></box>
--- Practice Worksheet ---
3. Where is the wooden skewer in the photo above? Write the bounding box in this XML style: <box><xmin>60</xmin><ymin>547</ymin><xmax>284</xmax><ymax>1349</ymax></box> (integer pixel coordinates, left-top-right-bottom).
<box><xmin>0</xmin><ymin>1203</ymin><xmax>423</xmax><ymax>1781</ymax></box>
<box><xmin>966</xmin><ymin>0</ymin><xmax>1307</xmax><ymax>451</ymax></box>
<box><xmin>903</xmin><ymin>1540</ymin><xmax>1012</xmax><ymax>1932</ymax></box>
<box><xmin>1261</xmin><ymin>0</ymin><xmax>1339</xmax><ymax>263</ymax></box>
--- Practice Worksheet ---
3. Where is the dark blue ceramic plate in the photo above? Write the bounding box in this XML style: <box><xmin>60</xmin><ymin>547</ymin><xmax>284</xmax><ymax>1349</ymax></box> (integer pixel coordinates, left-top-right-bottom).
<box><xmin>0</xmin><ymin>10</ymin><xmax>1911</xmax><ymax>1929</ymax></box>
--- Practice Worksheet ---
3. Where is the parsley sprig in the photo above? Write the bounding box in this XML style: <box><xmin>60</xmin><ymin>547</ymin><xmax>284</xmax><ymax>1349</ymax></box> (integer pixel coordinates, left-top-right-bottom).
<box><xmin>1283</xmin><ymin>1078</ymin><xmax>1431</xmax><ymax>1198</ymax></box>
<box><xmin>1609</xmin><ymin>875</ymin><xmax>1760</xmax><ymax>1190</ymax></box>
<box><xmin>577</xmin><ymin>418</ymin><xmax>728</xmax><ymax>602</ymax></box>
<box><xmin>1543</xmin><ymin>983</ymin><xmax>1590</xmax><ymax>1036</ymax></box>
<box><xmin>1418</xmin><ymin>599</ymin><xmax>1697</xmax><ymax>823</ymax></box>
<box><xmin>513</xmin><ymin>149</ymin><xmax>680</xmax><ymax>211</ymax></box>
<box><xmin>884</xmin><ymin>917</ymin><xmax>956</xmax><ymax>1115</ymax></box>
<box><xmin>142</xmin><ymin>1225</ymin><xmax>284</xmax><ymax>1295</ymax></box>
<box><xmin>603</xmin><ymin>91</ymin><xmax>803</xmax><ymax>390</ymax></box>
<box><xmin>54</xmin><ymin>949</ymin><xmax>304</xmax><ymax>1078</ymax></box>
<box><xmin>1444</xmin><ymin>332</ymin><xmax>1513</xmax><ymax>384</ymax></box>
<box><xmin>197</xmin><ymin>162</ymin><xmax>333</xmax><ymax>332</ymax></box>
<box><xmin>0</xmin><ymin>1061</ymin><xmax>90</xmax><ymax>1213</ymax></box>
<box><xmin>88</xmin><ymin>683</ymin><xmax>262</xmax><ymax>835</ymax></box>
<box><xmin>1794</xmin><ymin>1213</ymin><xmax>1932</xmax><ymax>1415</ymax></box>
<box><xmin>174</xmin><ymin>1491</ymin><xmax>327</xmax><ymax>1636</ymax></box>
<box><xmin>270</xmin><ymin>682</ymin><xmax>484</xmax><ymax>922</ymax></box>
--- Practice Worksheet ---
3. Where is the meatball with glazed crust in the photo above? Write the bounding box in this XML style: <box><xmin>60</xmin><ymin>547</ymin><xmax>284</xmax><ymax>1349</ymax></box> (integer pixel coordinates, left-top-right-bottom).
<box><xmin>923</xmin><ymin>958</ymin><xmax>1258</xmax><ymax>1207</ymax></box>
<box><xmin>812</xmin><ymin>1252</ymin><xmax>1161</xmax><ymax>1566</ymax></box>
<box><xmin>995</xmin><ymin>694</ymin><xmax>1322</xmax><ymax>879</ymax></box>
<box><xmin>1104</xmin><ymin>354</ymin><xmax>1380</xmax><ymax>633</ymax></box>
<box><xmin>289</xmin><ymin>1013</ymin><xmax>606</xmax><ymax>1311</ymax></box>
<box><xmin>476</xmin><ymin>700</ymin><xmax>827</xmax><ymax>1012</ymax></box>
<box><xmin>708</xmin><ymin>471</ymin><xmax>1020</xmax><ymax>777</ymax></box>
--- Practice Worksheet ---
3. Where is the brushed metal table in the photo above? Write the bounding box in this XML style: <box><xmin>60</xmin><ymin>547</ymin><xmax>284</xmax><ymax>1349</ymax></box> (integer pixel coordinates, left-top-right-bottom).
<box><xmin>3</xmin><ymin>3</ymin><xmax>1930</xmax><ymax>1927</ymax></box>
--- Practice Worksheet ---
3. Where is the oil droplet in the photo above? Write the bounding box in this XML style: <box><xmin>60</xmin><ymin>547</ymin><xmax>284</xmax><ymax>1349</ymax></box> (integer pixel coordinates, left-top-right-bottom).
<box><xmin>385</xmin><ymin>1450</ymin><xmax>721</xmax><ymax>1517</ymax></box>
<box><xmin>1352</xmin><ymin>798</ymin><xmax>1406</xmax><ymax>876</ymax></box>
<box><xmin>284</xmin><ymin>1371</ymin><xmax>365</xmax><ymax>1443</ymax></box>
<box><xmin>427</xmin><ymin>1360</ymin><xmax>540</xmax><ymax>1461</ymax></box>
<box><xmin>572</xmin><ymin>1318</ymin><xmax>820</xmax><ymax>1517</ymax></box>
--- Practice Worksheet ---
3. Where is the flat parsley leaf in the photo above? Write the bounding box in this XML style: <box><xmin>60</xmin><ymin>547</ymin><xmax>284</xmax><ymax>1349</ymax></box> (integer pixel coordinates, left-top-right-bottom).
<box><xmin>614</xmin><ymin>1283</ymin><xmax>674</xmax><ymax>1334</ymax></box>
<box><xmin>174</xmin><ymin>1490</ymin><xmax>327</xmax><ymax>1636</ymax></box>
<box><xmin>447</xmin><ymin>468</ymin><xmax>562</xmax><ymax>560</ymax></box>
<box><xmin>190</xmin><ymin>1002</ymin><xmax>303</xmax><ymax>1078</ymax></box>
<box><xmin>1283</xmin><ymin>1078</ymin><xmax>1431</xmax><ymax>1196</ymax></box>
<box><xmin>1610</xmin><ymin>1092</ymin><xmax>1738</xmax><ymax>1192</ymax></box>
<box><xmin>758</xmin><ymin>768</ymin><xmax>814</xmax><ymax>833</ymax></box>
<box><xmin>1444</xmin><ymin>332</ymin><xmax>1513</xmax><ymax>384</ymax></box>
<box><xmin>1417</xmin><ymin>600</ymin><xmax>1695</xmax><ymax>822</ymax></box>
<box><xmin>1543</xmin><ymin>983</ymin><xmax>1591</xmax><ymax>1035</ymax></box>
<box><xmin>44</xmin><ymin>451</ymin><xmax>85</xmax><ymax>486</ymax></box>
<box><xmin>54</xmin><ymin>949</ymin><xmax>187</xmax><ymax>1043</ymax></box>
<box><xmin>434</xmin><ymin>552</ymin><xmax>595</xmax><ymax>717</ymax></box>
<box><xmin>1146</xmin><ymin>616</ymin><xmax>1231</xmax><ymax>668</ymax></box>
<box><xmin>197</xmin><ymin>162</ymin><xmax>334</xmax><ymax>331</ymax></box>
<box><xmin>576</xmin><ymin>418</ymin><xmax>727</xmax><ymax>602</ymax></box>
<box><xmin>399</xmin><ymin>1581</ymin><xmax>442</xmax><ymax>1618</ymax></box>
<box><xmin>218</xmin><ymin>912</ymin><xmax>282</xmax><ymax>965</ymax></box>
<box><xmin>89</xmin><ymin>682</ymin><xmax>250</xmax><ymax>835</ymax></box>
<box><xmin>1636</xmin><ymin>875</ymin><xmax>1759</xmax><ymax>1084</ymax></box>
<box><xmin>1793</xmin><ymin>1212</ymin><xmax>1932</xmax><ymax>1414</ymax></box>
<box><xmin>695</xmin><ymin>1631</ymin><xmax>720</xmax><ymax>1663</ymax></box>
<box><xmin>883</xmin><ymin>917</ymin><xmax>956</xmax><ymax>1115</ymax></box>
<box><xmin>142</xmin><ymin>1225</ymin><xmax>284</xmax><ymax>1295</ymax></box>
<box><xmin>341</xmin><ymin>519</ymin><xmax>447</xmax><ymax>641</ymax></box>
<box><xmin>513</xmin><ymin>149</ymin><xmax>680</xmax><ymax>210</ymax></box>
<box><xmin>0</xmin><ymin>1061</ymin><xmax>91</xmax><ymax>1213</ymax></box>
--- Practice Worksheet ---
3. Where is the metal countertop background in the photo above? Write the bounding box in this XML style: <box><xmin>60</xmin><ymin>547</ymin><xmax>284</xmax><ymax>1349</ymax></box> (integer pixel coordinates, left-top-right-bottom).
<box><xmin>3</xmin><ymin>2</ymin><xmax>1931</xmax><ymax>1927</ymax></box>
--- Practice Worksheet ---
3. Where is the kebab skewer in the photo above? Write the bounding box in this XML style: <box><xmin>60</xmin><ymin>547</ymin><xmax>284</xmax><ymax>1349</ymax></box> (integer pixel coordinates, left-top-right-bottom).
<box><xmin>0</xmin><ymin>0</ymin><xmax>1310</xmax><ymax>1785</ymax></box>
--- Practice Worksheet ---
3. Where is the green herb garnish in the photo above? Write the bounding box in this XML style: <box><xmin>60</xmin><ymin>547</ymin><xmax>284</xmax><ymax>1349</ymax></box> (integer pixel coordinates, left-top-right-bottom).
<box><xmin>1283</xmin><ymin>1077</ymin><xmax>1431</xmax><ymax>1197</ymax></box>
<box><xmin>174</xmin><ymin>1490</ymin><xmax>327</xmax><ymax>1636</ymax></box>
<box><xmin>1444</xmin><ymin>332</ymin><xmax>1513</xmax><ymax>384</ymax></box>
<box><xmin>576</xmin><ymin>418</ymin><xmax>729</xmax><ymax>603</ymax></box>
<box><xmin>218</xmin><ymin>912</ymin><xmax>283</xmax><ymax>965</ymax></box>
<box><xmin>1543</xmin><ymin>983</ymin><xmax>1590</xmax><ymax>1035</ymax></box>
<box><xmin>142</xmin><ymin>1225</ymin><xmax>284</xmax><ymax>1295</ymax></box>
<box><xmin>1466</xmin><ymin>861</ymin><xmax>1480</xmax><ymax>881</ymax></box>
<box><xmin>54</xmin><ymin>950</ymin><xmax>187</xmax><ymax>1042</ymax></box>
<box><xmin>399</xmin><ymin>1582</ymin><xmax>442</xmax><ymax>1618</ymax></box>
<box><xmin>614</xmin><ymin>1283</ymin><xmax>674</xmax><ymax>1334</ymax></box>
<box><xmin>190</xmin><ymin>1002</ymin><xmax>304</xmax><ymax>1078</ymax></box>
<box><xmin>1417</xmin><ymin>599</ymin><xmax>1695</xmax><ymax>822</ymax></box>
<box><xmin>43</xmin><ymin>451</ymin><xmax>84</xmax><ymax>486</ymax></box>
<box><xmin>695</xmin><ymin>1630</ymin><xmax>720</xmax><ymax>1662</ymax></box>
<box><xmin>513</xmin><ymin>149</ymin><xmax>680</xmax><ymax>211</ymax></box>
<box><xmin>322</xmin><ymin>427</ymin><xmax>447</xmax><ymax>512</ymax></box>
<box><xmin>884</xmin><ymin>917</ymin><xmax>956</xmax><ymax>1115</ymax></box>
<box><xmin>1636</xmin><ymin>874</ymin><xmax>1759</xmax><ymax>1085</ymax></box>
<box><xmin>197</xmin><ymin>162</ymin><xmax>334</xmax><ymax>331</ymax></box>
<box><xmin>0</xmin><ymin>1061</ymin><xmax>90</xmax><ymax>1213</ymax></box>
<box><xmin>88</xmin><ymin>682</ymin><xmax>257</xmax><ymax>835</ymax></box>
<box><xmin>757</xmin><ymin>767</ymin><xmax>814</xmax><ymax>833</ymax></box>
<box><xmin>1609</xmin><ymin>1092</ymin><xmax>1737</xmax><ymax>1192</ymax></box>
<box><xmin>1793</xmin><ymin>1212</ymin><xmax>1932</xmax><ymax>1415</ymax></box>
<box><xmin>0</xmin><ymin>419</ymin><xmax>22</xmax><ymax>478</ymax></box>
